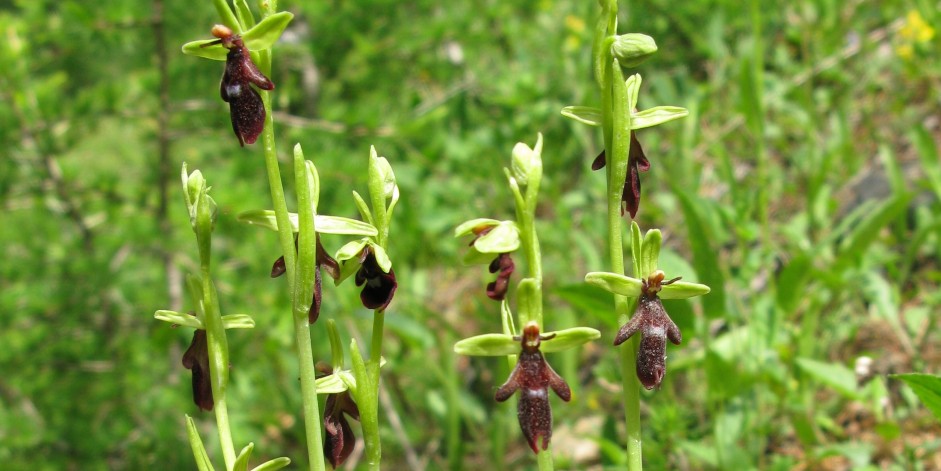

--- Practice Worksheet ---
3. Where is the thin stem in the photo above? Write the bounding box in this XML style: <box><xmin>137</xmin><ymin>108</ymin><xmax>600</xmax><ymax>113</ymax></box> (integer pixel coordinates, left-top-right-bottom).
<box><xmin>203</xmin><ymin>275</ymin><xmax>237</xmax><ymax>469</ymax></box>
<box><xmin>537</xmin><ymin>448</ymin><xmax>554</xmax><ymax>470</ymax></box>
<box><xmin>212</xmin><ymin>397</ymin><xmax>237</xmax><ymax>468</ymax></box>
<box><xmin>361</xmin><ymin>309</ymin><xmax>385</xmax><ymax>470</ymax></box>
<box><xmin>258</xmin><ymin>61</ymin><xmax>325</xmax><ymax>471</ymax></box>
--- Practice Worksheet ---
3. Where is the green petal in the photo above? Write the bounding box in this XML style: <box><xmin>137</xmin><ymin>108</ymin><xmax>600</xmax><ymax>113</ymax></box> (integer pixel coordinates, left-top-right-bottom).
<box><xmin>561</xmin><ymin>106</ymin><xmax>602</xmax><ymax>127</ymax></box>
<box><xmin>335</xmin><ymin>238</ymin><xmax>369</xmax><ymax>262</ymax></box>
<box><xmin>584</xmin><ymin>272</ymin><xmax>643</xmax><ymax>298</ymax></box>
<box><xmin>454</xmin><ymin>218</ymin><xmax>501</xmax><ymax>237</ymax></box>
<box><xmin>631</xmin><ymin>106</ymin><xmax>689</xmax><ymax>130</ymax></box>
<box><xmin>540</xmin><ymin>327</ymin><xmax>601</xmax><ymax>353</ymax></box>
<box><xmin>315</xmin><ymin>370</ymin><xmax>356</xmax><ymax>395</ymax></box>
<box><xmin>241</xmin><ymin>12</ymin><xmax>294</xmax><ymax>51</ymax></box>
<box><xmin>371</xmin><ymin>243</ymin><xmax>393</xmax><ymax>272</ymax></box>
<box><xmin>659</xmin><ymin>281</ymin><xmax>711</xmax><ymax>299</ymax></box>
<box><xmin>454</xmin><ymin>333</ymin><xmax>518</xmax><ymax>356</ymax></box>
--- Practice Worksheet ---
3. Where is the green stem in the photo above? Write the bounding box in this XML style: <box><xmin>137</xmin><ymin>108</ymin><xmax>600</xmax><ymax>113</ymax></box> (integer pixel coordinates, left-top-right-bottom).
<box><xmin>258</xmin><ymin>65</ymin><xmax>325</xmax><ymax>471</ymax></box>
<box><xmin>361</xmin><ymin>309</ymin><xmax>385</xmax><ymax>470</ymax></box>
<box><xmin>598</xmin><ymin>1</ymin><xmax>643</xmax><ymax>468</ymax></box>
<box><xmin>537</xmin><ymin>448</ymin><xmax>554</xmax><ymax>470</ymax></box>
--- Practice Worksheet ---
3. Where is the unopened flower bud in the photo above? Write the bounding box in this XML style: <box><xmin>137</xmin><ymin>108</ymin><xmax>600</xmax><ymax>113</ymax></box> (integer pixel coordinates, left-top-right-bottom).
<box><xmin>611</xmin><ymin>33</ymin><xmax>657</xmax><ymax>68</ymax></box>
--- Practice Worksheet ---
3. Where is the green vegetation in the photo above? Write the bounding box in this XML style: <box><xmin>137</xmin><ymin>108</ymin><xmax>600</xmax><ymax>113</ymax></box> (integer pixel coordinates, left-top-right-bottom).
<box><xmin>1</xmin><ymin>0</ymin><xmax>939</xmax><ymax>469</ymax></box>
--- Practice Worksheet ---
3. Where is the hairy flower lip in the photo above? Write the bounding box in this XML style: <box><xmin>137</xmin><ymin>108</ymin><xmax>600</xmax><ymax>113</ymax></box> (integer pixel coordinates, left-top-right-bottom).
<box><xmin>318</xmin><ymin>363</ymin><xmax>361</xmax><ymax>468</ymax></box>
<box><xmin>270</xmin><ymin>235</ymin><xmax>339</xmax><ymax>323</ymax></box>
<box><xmin>613</xmin><ymin>274</ymin><xmax>682</xmax><ymax>390</ymax></box>
<box><xmin>354</xmin><ymin>246</ymin><xmax>397</xmax><ymax>311</ymax></box>
<box><xmin>591</xmin><ymin>132</ymin><xmax>649</xmax><ymax>218</ymax></box>
<box><xmin>495</xmin><ymin>323</ymin><xmax>571</xmax><ymax>453</ymax></box>
<box><xmin>181</xmin><ymin>329</ymin><xmax>214</xmax><ymax>411</ymax></box>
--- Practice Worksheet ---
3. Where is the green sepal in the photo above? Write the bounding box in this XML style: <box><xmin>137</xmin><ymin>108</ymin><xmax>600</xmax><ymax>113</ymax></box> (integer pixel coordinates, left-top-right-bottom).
<box><xmin>630</xmin><ymin>221</ymin><xmax>643</xmax><ymax>277</ymax></box>
<box><xmin>461</xmin><ymin>220</ymin><xmax>520</xmax><ymax>254</ymax></box>
<box><xmin>610</xmin><ymin>33</ymin><xmax>657</xmax><ymax>68</ymax></box>
<box><xmin>233</xmin><ymin>442</ymin><xmax>254</xmax><ymax>471</ymax></box>
<box><xmin>454</xmin><ymin>327</ymin><xmax>601</xmax><ymax>356</ymax></box>
<box><xmin>625</xmin><ymin>73</ymin><xmax>641</xmax><ymax>114</ymax></box>
<box><xmin>154</xmin><ymin>310</ymin><xmax>203</xmax><ymax>329</ymax></box>
<box><xmin>185</xmin><ymin>415</ymin><xmax>216</xmax><ymax>471</ymax></box>
<box><xmin>351</xmin><ymin>190</ymin><xmax>374</xmax><ymax>226</ymax></box>
<box><xmin>250</xmin><ymin>457</ymin><xmax>291</xmax><ymax>471</ymax></box>
<box><xmin>233</xmin><ymin>0</ymin><xmax>256</xmax><ymax>30</ymax></box>
<box><xmin>315</xmin><ymin>369</ymin><xmax>356</xmax><ymax>395</ymax></box>
<box><xmin>237</xmin><ymin>210</ymin><xmax>377</xmax><ymax>237</ymax></box>
<box><xmin>326</xmin><ymin>319</ymin><xmax>345</xmax><ymax>372</ymax></box>
<box><xmin>561</xmin><ymin>106</ymin><xmax>602</xmax><ymax>127</ymax></box>
<box><xmin>182</xmin><ymin>12</ymin><xmax>294</xmax><ymax>61</ymax></box>
<box><xmin>659</xmin><ymin>281</ymin><xmax>711</xmax><ymax>299</ymax></box>
<box><xmin>371</xmin><ymin>243</ymin><xmax>392</xmax><ymax>272</ymax></box>
<box><xmin>221</xmin><ymin>314</ymin><xmax>255</xmax><ymax>329</ymax></box>
<box><xmin>335</xmin><ymin>238</ymin><xmax>369</xmax><ymax>262</ymax></box>
<box><xmin>641</xmin><ymin>229</ymin><xmax>662</xmax><ymax>278</ymax></box>
<box><xmin>632</xmin><ymin>106</ymin><xmax>689</xmax><ymax>130</ymax></box>
<box><xmin>585</xmin><ymin>272</ymin><xmax>643</xmax><ymax>298</ymax></box>
<box><xmin>454</xmin><ymin>218</ymin><xmax>500</xmax><ymax>237</ymax></box>
<box><xmin>454</xmin><ymin>333</ymin><xmax>517</xmax><ymax>356</ymax></box>
<box><xmin>541</xmin><ymin>327</ymin><xmax>602</xmax><ymax>353</ymax></box>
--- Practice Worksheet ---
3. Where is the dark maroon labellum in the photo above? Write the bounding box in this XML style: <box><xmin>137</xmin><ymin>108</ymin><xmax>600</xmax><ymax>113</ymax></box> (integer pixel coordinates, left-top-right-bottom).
<box><xmin>590</xmin><ymin>132</ymin><xmax>649</xmax><ymax>218</ymax></box>
<box><xmin>270</xmin><ymin>235</ymin><xmax>339</xmax><ymax>323</ymax></box>
<box><xmin>613</xmin><ymin>272</ymin><xmax>682</xmax><ymax>390</ymax></box>
<box><xmin>317</xmin><ymin>363</ymin><xmax>361</xmax><ymax>468</ymax></box>
<box><xmin>181</xmin><ymin>329</ymin><xmax>214</xmax><ymax>411</ymax></box>
<box><xmin>355</xmin><ymin>246</ymin><xmax>397</xmax><ymax>311</ymax></box>
<box><xmin>486</xmin><ymin>253</ymin><xmax>515</xmax><ymax>301</ymax></box>
<box><xmin>203</xmin><ymin>25</ymin><xmax>274</xmax><ymax>147</ymax></box>
<box><xmin>495</xmin><ymin>323</ymin><xmax>571</xmax><ymax>453</ymax></box>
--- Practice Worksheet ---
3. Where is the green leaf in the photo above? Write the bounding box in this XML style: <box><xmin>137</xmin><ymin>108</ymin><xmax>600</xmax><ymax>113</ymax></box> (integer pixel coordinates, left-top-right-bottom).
<box><xmin>471</xmin><ymin>221</ymin><xmax>520</xmax><ymax>254</ymax></box>
<box><xmin>640</xmin><ymin>229</ymin><xmax>662</xmax><ymax>277</ymax></box>
<box><xmin>182</xmin><ymin>40</ymin><xmax>228</xmax><ymax>61</ymax></box>
<box><xmin>241</xmin><ymin>12</ymin><xmax>294</xmax><ymax>51</ymax></box>
<box><xmin>631</xmin><ymin>106</ymin><xmax>689</xmax><ymax>130</ymax></box>
<box><xmin>540</xmin><ymin>327</ymin><xmax>601</xmax><ymax>353</ymax></box>
<box><xmin>233</xmin><ymin>442</ymin><xmax>254</xmax><ymax>471</ymax></box>
<box><xmin>560</xmin><ymin>106</ymin><xmax>602</xmax><ymax>126</ymax></box>
<box><xmin>185</xmin><ymin>415</ymin><xmax>216</xmax><ymax>471</ymax></box>
<box><xmin>584</xmin><ymin>272</ymin><xmax>643</xmax><ymax>298</ymax></box>
<box><xmin>221</xmin><ymin>314</ymin><xmax>255</xmax><ymax>329</ymax></box>
<box><xmin>795</xmin><ymin>358</ymin><xmax>860</xmax><ymax>400</ymax></box>
<box><xmin>892</xmin><ymin>373</ymin><xmax>941</xmax><ymax>421</ymax></box>
<box><xmin>911</xmin><ymin>125</ymin><xmax>941</xmax><ymax>201</ymax></box>
<box><xmin>674</xmin><ymin>190</ymin><xmax>726</xmax><ymax>318</ymax></box>
<box><xmin>237</xmin><ymin>210</ymin><xmax>378</xmax><ymax>236</ymax></box>
<box><xmin>454</xmin><ymin>334</ymin><xmax>517</xmax><ymax>356</ymax></box>
<box><xmin>154</xmin><ymin>310</ymin><xmax>203</xmax><ymax>329</ymax></box>
<box><xmin>834</xmin><ymin>192</ymin><xmax>913</xmax><ymax>269</ymax></box>
<box><xmin>250</xmin><ymin>458</ymin><xmax>292</xmax><ymax>471</ymax></box>
<box><xmin>659</xmin><ymin>281</ymin><xmax>711</xmax><ymax>299</ymax></box>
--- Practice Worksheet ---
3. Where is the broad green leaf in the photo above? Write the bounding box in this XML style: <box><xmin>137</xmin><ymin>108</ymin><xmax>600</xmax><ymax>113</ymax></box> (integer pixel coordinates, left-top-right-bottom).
<box><xmin>186</xmin><ymin>415</ymin><xmax>215</xmax><ymax>471</ymax></box>
<box><xmin>659</xmin><ymin>281</ymin><xmax>710</xmax><ymax>299</ymax></box>
<box><xmin>221</xmin><ymin>314</ymin><xmax>255</xmax><ymax>329</ymax></box>
<box><xmin>892</xmin><ymin>373</ymin><xmax>941</xmax><ymax>421</ymax></box>
<box><xmin>775</xmin><ymin>253</ymin><xmax>812</xmax><ymax>314</ymax></box>
<box><xmin>641</xmin><ymin>229</ymin><xmax>662</xmax><ymax>277</ymax></box>
<box><xmin>540</xmin><ymin>327</ymin><xmax>601</xmax><ymax>353</ymax></box>
<box><xmin>154</xmin><ymin>310</ymin><xmax>203</xmax><ymax>329</ymax></box>
<box><xmin>241</xmin><ymin>12</ymin><xmax>294</xmax><ymax>51</ymax></box>
<box><xmin>454</xmin><ymin>334</ymin><xmax>517</xmax><ymax>356</ymax></box>
<box><xmin>233</xmin><ymin>442</ymin><xmax>254</xmax><ymax>471</ymax></box>
<box><xmin>471</xmin><ymin>221</ymin><xmax>520</xmax><ymax>254</ymax></box>
<box><xmin>834</xmin><ymin>192</ymin><xmax>913</xmax><ymax>268</ymax></box>
<box><xmin>631</xmin><ymin>106</ymin><xmax>689</xmax><ymax>130</ymax></box>
<box><xmin>674</xmin><ymin>190</ymin><xmax>726</xmax><ymax>318</ymax></box>
<box><xmin>584</xmin><ymin>272</ymin><xmax>643</xmax><ymax>298</ymax></box>
<box><xmin>182</xmin><ymin>40</ymin><xmax>228</xmax><ymax>61</ymax></box>
<box><xmin>251</xmin><ymin>457</ymin><xmax>291</xmax><ymax>471</ymax></box>
<box><xmin>237</xmin><ymin>210</ymin><xmax>377</xmax><ymax>236</ymax></box>
<box><xmin>795</xmin><ymin>357</ymin><xmax>859</xmax><ymax>400</ymax></box>
<box><xmin>560</xmin><ymin>106</ymin><xmax>602</xmax><ymax>126</ymax></box>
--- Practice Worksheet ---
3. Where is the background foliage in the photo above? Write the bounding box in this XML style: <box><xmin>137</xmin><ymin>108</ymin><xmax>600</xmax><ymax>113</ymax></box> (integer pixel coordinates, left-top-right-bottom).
<box><xmin>1</xmin><ymin>0</ymin><xmax>939</xmax><ymax>469</ymax></box>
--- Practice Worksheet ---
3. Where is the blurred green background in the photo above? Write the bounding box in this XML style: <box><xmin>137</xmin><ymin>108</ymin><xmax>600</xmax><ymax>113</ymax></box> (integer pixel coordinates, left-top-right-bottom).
<box><xmin>2</xmin><ymin>0</ymin><xmax>940</xmax><ymax>469</ymax></box>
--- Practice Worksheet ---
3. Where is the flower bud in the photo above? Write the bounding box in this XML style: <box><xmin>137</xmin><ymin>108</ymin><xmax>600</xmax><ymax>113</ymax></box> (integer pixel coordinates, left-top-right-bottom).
<box><xmin>611</xmin><ymin>33</ymin><xmax>657</xmax><ymax>68</ymax></box>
